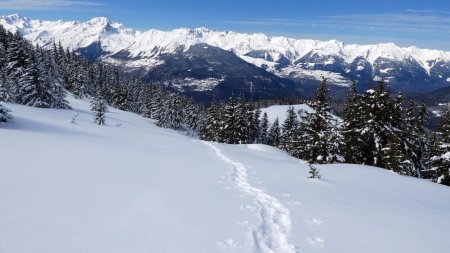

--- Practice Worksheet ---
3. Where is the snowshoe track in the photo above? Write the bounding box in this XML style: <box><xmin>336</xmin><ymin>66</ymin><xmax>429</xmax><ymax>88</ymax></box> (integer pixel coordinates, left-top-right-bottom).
<box><xmin>204</xmin><ymin>142</ymin><xmax>296</xmax><ymax>253</ymax></box>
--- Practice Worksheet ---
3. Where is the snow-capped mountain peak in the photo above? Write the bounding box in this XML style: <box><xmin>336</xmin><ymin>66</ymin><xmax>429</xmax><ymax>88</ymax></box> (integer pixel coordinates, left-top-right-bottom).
<box><xmin>2</xmin><ymin>14</ymin><xmax>450</xmax><ymax>93</ymax></box>
<box><xmin>87</xmin><ymin>16</ymin><xmax>110</xmax><ymax>25</ymax></box>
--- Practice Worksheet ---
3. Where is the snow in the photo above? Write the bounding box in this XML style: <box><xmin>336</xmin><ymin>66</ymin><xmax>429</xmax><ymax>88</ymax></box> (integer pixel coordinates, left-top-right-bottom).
<box><xmin>260</xmin><ymin>104</ymin><xmax>313</xmax><ymax>124</ymax></box>
<box><xmin>447</xmin><ymin>77</ymin><xmax>450</xmax><ymax>82</ymax></box>
<box><xmin>165</xmin><ymin>77</ymin><xmax>225</xmax><ymax>92</ymax></box>
<box><xmin>1</xmin><ymin>96</ymin><xmax>450</xmax><ymax>253</ymax></box>
<box><xmin>379</xmin><ymin>67</ymin><xmax>394</xmax><ymax>74</ymax></box>
<box><xmin>356</xmin><ymin>65</ymin><xmax>365</xmax><ymax>71</ymax></box>
<box><xmin>204</xmin><ymin>142</ymin><xmax>295</xmax><ymax>253</ymax></box>
<box><xmin>260</xmin><ymin>104</ymin><xmax>341</xmax><ymax>124</ymax></box>
<box><xmin>279</xmin><ymin>67</ymin><xmax>352</xmax><ymax>86</ymax></box>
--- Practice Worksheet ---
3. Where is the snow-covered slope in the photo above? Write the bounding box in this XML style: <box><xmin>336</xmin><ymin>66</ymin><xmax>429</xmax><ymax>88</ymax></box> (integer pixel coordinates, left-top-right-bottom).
<box><xmin>1</xmin><ymin>98</ymin><xmax>450</xmax><ymax>253</ymax></box>
<box><xmin>260</xmin><ymin>104</ymin><xmax>314</xmax><ymax>124</ymax></box>
<box><xmin>2</xmin><ymin>14</ymin><xmax>450</xmax><ymax>93</ymax></box>
<box><xmin>260</xmin><ymin>104</ymin><xmax>341</xmax><ymax>125</ymax></box>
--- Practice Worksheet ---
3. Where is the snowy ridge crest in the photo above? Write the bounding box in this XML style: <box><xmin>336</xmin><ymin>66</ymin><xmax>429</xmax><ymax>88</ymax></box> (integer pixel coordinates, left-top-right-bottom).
<box><xmin>2</xmin><ymin>14</ymin><xmax>450</xmax><ymax>91</ymax></box>
<box><xmin>2</xmin><ymin>14</ymin><xmax>450</xmax><ymax>66</ymax></box>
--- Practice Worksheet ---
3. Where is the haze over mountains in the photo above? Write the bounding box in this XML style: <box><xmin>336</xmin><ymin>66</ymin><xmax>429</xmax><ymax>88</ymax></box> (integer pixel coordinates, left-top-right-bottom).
<box><xmin>2</xmin><ymin>14</ymin><xmax>450</xmax><ymax>99</ymax></box>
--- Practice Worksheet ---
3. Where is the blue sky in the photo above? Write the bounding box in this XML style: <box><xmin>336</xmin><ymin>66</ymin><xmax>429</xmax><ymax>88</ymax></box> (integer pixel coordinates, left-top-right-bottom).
<box><xmin>1</xmin><ymin>0</ymin><xmax>450</xmax><ymax>50</ymax></box>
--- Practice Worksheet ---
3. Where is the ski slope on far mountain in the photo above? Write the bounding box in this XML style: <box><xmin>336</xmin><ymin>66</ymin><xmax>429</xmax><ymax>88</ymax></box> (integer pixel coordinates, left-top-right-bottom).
<box><xmin>1</xmin><ymin>97</ymin><xmax>450</xmax><ymax>253</ymax></box>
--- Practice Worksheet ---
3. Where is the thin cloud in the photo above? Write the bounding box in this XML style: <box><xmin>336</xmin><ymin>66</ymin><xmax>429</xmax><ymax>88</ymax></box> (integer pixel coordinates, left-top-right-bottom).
<box><xmin>404</xmin><ymin>9</ymin><xmax>450</xmax><ymax>16</ymax></box>
<box><xmin>0</xmin><ymin>0</ymin><xmax>105</xmax><ymax>10</ymax></box>
<box><xmin>222</xmin><ymin>10</ymin><xmax>450</xmax><ymax>36</ymax></box>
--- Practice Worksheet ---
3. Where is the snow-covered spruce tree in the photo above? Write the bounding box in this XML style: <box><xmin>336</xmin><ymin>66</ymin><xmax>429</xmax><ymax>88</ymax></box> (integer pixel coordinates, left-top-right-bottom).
<box><xmin>430</xmin><ymin>108</ymin><xmax>450</xmax><ymax>185</ymax></box>
<box><xmin>280</xmin><ymin>106</ymin><xmax>298</xmax><ymax>153</ymax></box>
<box><xmin>235</xmin><ymin>96</ymin><xmax>248</xmax><ymax>143</ymax></box>
<box><xmin>267</xmin><ymin>117</ymin><xmax>281</xmax><ymax>147</ymax></box>
<box><xmin>139</xmin><ymin>84</ymin><xmax>153</xmax><ymax>118</ymax></box>
<box><xmin>167</xmin><ymin>94</ymin><xmax>185</xmax><ymax>130</ymax></box>
<box><xmin>416</xmin><ymin>103</ymin><xmax>430</xmax><ymax>177</ymax></box>
<box><xmin>0</xmin><ymin>102</ymin><xmax>13</xmax><ymax>123</ymax></box>
<box><xmin>0</xmin><ymin>70</ymin><xmax>6</xmax><ymax>102</ymax></box>
<box><xmin>91</xmin><ymin>93</ymin><xmax>107</xmax><ymax>125</ymax></box>
<box><xmin>5</xmin><ymin>31</ymin><xmax>28</xmax><ymax>103</ymax></box>
<box><xmin>149</xmin><ymin>86</ymin><xmax>163</xmax><ymax>120</ymax></box>
<box><xmin>125</xmin><ymin>78</ymin><xmax>144</xmax><ymax>113</ymax></box>
<box><xmin>247</xmin><ymin>103</ymin><xmax>259</xmax><ymax>143</ymax></box>
<box><xmin>423</xmin><ymin>133</ymin><xmax>439</xmax><ymax>179</ymax></box>
<box><xmin>112</xmin><ymin>84</ymin><xmax>128</xmax><ymax>111</ymax></box>
<box><xmin>184</xmin><ymin>99</ymin><xmax>202</xmax><ymax>134</ymax></box>
<box><xmin>342</xmin><ymin>80</ymin><xmax>364</xmax><ymax>163</ymax></box>
<box><xmin>399</xmin><ymin>101</ymin><xmax>429</xmax><ymax>177</ymax></box>
<box><xmin>258</xmin><ymin>112</ymin><xmax>269</xmax><ymax>144</ymax></box>
<box><xmin>382</xmin><ymin>132</ymin><xmax>404</xmax><ymax>173</ymax></box>
<box><xmin>39</xmin><ymin>48</ymin><xmax>70</xmax><ymax>109</ymax></box>
<box><xmin>297</xmin><ymin>78</ymin><xmax>342</xmax><ymax>164</ymax></box>
<box><xmin>202</xmin><ymin>101</ymin><xmax>221</xmax><ymax>141</ymax></box>
<box><xmin>18</xmin><ymin>46</ymin><xmax>52</xmax><ymax>108</ymax></box>
<box><xmin>0</xmin><ymin>43</ymin><xmax>7</xmax><ymax>101</ymax></box>
<box><xmin>219</xmin><ymin>97</ymin><xmax>239</xmax><ymax>144</ymax></box>
<box><xmin>357</xmin><ymin>80</ymin><xmax>402</xmax><ymax>168</ymax></box>
<box><xmin>156</xmin><ymin>93</ymin><xmax>184</xmax><ymax>130</ymax></box>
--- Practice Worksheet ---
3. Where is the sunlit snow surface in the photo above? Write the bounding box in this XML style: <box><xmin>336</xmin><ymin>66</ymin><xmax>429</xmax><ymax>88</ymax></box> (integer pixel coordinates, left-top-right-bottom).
<box><xmin>1</xmin><ymin>97</ymin><xmax>450</xmax><ymax>253</ymax></box>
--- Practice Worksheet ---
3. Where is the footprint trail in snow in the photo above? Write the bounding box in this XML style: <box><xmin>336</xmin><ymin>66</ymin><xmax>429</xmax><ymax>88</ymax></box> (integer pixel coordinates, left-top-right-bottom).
<box><xmin>204</xmin><ymin>142</ymin><xmax>296</xmax><ymax>253</ymax></box>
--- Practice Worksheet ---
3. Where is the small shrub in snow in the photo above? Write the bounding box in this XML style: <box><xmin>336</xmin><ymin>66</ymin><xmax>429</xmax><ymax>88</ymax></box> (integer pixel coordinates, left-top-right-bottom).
<box><xmin>0</xmin><ymin>103</ymin><xmax>13</xmax><ymax>123</ymax></box>
<box><xmin>308</xmin><ymin>163</ymin><xmax>321</xmax><ymax>179</ymax></box>
<box><xmin>70</xmin><ymin>113</ymin><xmax>79</xmax><ymax>124</ymax></box>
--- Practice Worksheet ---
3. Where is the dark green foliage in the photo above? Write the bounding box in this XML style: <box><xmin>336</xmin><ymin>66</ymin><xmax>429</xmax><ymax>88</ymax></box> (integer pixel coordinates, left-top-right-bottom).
<box><xmin>91</xmin><ymin>94</ymin><xmax>107</xmax><ymax>125</ymax></box>
<box><xmin>267</xmin><ymin>117</ymin><xmax>281</xmax><ymax>147</ymax></box>
<box><xmin>297</xmin><ymin>78</ymin><xmax>342</xmax><ymax>164</ymax></box>
<box><xmin>382</xmin><ymin>133</ymin><xmax>404</xmax><ymax>173</ymax></box>
<box><xmin>280</xmin><ymin>106</ymin><xmax>298</xmax><ymax>153</ymax></box>
<box><xmin>342</xmin><ymin>80</ymin><xmax>363</xmax><ymax>163</ymax></box>
<box><xmin>430</xmin><ymin>108</ymin><xmax>450</xmax><ymax>185</ymax></box>
<box><xmin>258</xmin><ymin>112</ymin><xmax>269</xmax><ymax>144</ymax></box>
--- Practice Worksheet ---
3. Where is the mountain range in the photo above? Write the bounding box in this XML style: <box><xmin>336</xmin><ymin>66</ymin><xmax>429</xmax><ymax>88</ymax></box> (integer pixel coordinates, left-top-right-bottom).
<box><xmin>2</xmin><ymin>14</ymin><xmax>450</xmax><ymax>99</ymax></box>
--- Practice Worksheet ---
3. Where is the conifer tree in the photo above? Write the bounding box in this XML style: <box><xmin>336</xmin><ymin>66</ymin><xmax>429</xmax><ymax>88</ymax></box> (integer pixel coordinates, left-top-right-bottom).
<box><xmin>342</xmin><ymin>80</ymin><xmax>363</xmax><ymax>163</ymax></box>
<box><xmin>430</xmin><ymin>108</ymin><xmax>450</xmax><ymax>185</ymax></box>
<box><xmin>112</xmin><ymin>84</ymin><xmax>128</xmax><ymax>110</ymax></box>
<box><xmin>280</xmin><ymin>106</ymin><xmax>298</xmax><ymax>153</ymax></box>
<box><xmin>247</xmin><ymin>102</ymin><xmax>259</xmax><ymax>143</ymax></box>
<box><xmin>258</xmin><ymin>112</ymin><xmax>269</xmax><ymax>144</ymax></box>
<box><xmin>203</xmin><ymin>102</ymin><xmax>221</xmax><ymax>141</ymax></box>
<box><xmin>0</xmin><ymin>43</ymin><xmax>7</xmax><ymax>101</ymax></box>
<box><xmin>18</xmin><ymin>47</ymin><xmax>52</xmax><ymax>108</ymax></box>
<box><xmin>382</xmin><ymin>133</ymin><xmax>405</xmax><ymax>173</ymax></box>
<box><xmin>235</xmin><ymin>96</ymin><xmax>248</xmax><ymax>143</ymax></box>
<box><xmin>139</xmin><ymin>85</ymin><xmax>153</xmax><ymax>118</ymax></box>
<box><xmin>220</xmin><ymin>97</ymin><xmax>239</xmax><ymax>144</ymax></box>
<box><xmin>5</xmin><ymin>32</ymin><xmax>28</xmax><ymax>102</ymax></box>
<box><xmin>150</xmin><ymin>91</ymin><xmax>163</xmax><ymax>120</ymax></box>
<box><xmin>267</xmin><ymin>117</ymin><xmax>281</xmax><ymax>147</ymax></box>
<box><xmin>91</xmin><ymin>93</ymin><xmax>107</xmax><ymax>125</ymax></box>
<box><xmin>357</xmin><ymin>80</ymin><xmax>401</xmax><ymax>168</ymax></box>
<box><xmin>157</xmin><ymin>93</ymin><xmax>184</xmax><ymax>130</ymax></box>
<box><xmin>298</xmin><ymin>78</ymin><xmax>342</xmax><ymax>164</ymax></box>
<box><xmin>184</xmin><ymin>99</ymin><xmax>201</xmax><ymax>133</ymax></box>
<box><xmin>40</xmin><ymin>48</ymin><xmax>69</xmax><ymax>109</ymax></box>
